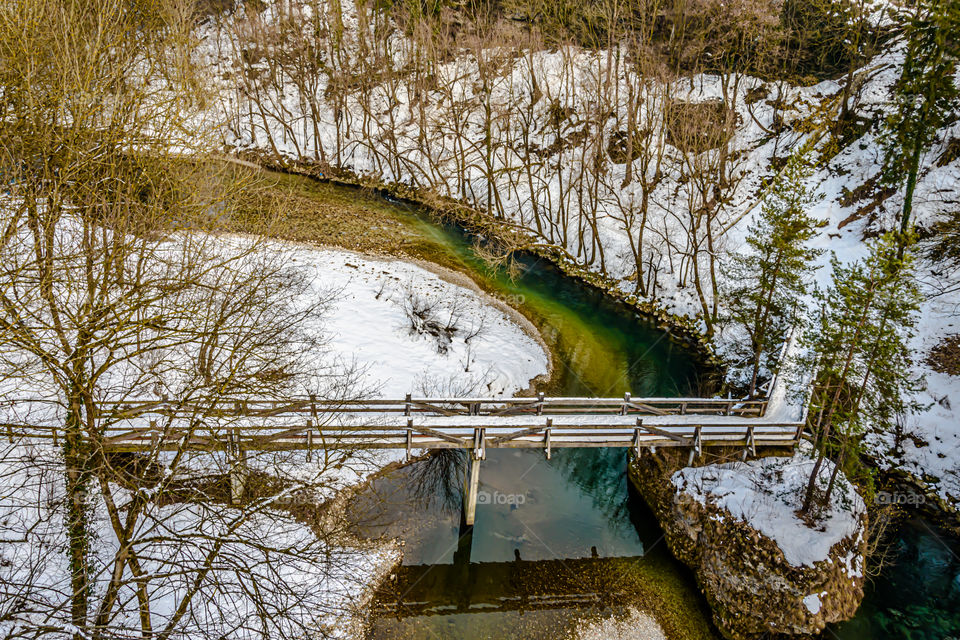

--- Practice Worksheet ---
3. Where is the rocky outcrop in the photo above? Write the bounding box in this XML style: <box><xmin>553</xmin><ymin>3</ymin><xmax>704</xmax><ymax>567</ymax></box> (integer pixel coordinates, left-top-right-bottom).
<box><xmin>630</xmin><ymin>448</ymin><xmax>868</xmax><ymax>639</ymax></box>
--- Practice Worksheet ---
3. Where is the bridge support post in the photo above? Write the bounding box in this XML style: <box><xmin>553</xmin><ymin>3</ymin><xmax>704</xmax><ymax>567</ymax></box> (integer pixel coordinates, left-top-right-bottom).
<box><xmin>463</xmin><ymin>427</ymin><xmax>485</xmax><ymax>526</ymax></box>
<box><xmin>687</xmin><ymin>425</ymin><xmax>702</xmax><ymax>466</ymax></box>
<box><xmin>230</xmin><ymin>449</ymin><xmax>247</xmax><ymax>505</ymax></box>
<box><xmin>463</xmin><ymin>453</ymin><xmax>482</xmax><ymax>526</ymax></box>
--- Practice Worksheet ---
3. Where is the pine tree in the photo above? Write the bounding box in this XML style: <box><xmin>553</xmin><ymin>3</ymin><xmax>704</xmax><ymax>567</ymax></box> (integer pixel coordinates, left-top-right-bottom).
<box><xmin>726</xmin><ymin>148</ymin><xmax>822</xmax><ymax>397</ymax></box>
<box><xmin>883</xmin><ymin>0</ymin><xmax>960</xmax><ymax>244</ymax></box>
<box><xmin>800</xmin><ymin>232</ymin><xmax>923</xmax><ymax>515</ymax></box>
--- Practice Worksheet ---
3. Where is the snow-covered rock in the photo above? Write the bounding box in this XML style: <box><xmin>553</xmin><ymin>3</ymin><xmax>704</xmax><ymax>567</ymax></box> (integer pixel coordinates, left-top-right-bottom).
<box><xmin>630</xmin><ymin>451</ymin><xmax>868</xmax><ymax>640</ymax></box>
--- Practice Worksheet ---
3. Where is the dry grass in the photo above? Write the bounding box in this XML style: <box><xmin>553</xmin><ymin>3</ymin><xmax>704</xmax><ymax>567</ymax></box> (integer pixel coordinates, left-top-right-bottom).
<box><xmin>927</xmin><ymin>334</ymin><xmax>960</xmax><ymax>377</ymax></box>
<box><xmin>227</xmin><ymin>168</ymin><xmax>444</xmax><ymax>259</ymax></box>
<box><xmin>664</xmin><ymin>99</ymin><xmax>733</xmax><ymax>154</ymax></box>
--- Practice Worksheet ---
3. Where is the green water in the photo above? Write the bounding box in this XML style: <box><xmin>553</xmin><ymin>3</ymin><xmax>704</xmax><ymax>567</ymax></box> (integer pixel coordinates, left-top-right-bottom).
<box><xmin>379</xmin><ymin>194</ymin><xmax>706</xmax><ymax>397</ymax></box>
<box><xmin>830</xmin><ymin>518</ymin><xmax>960</xmax><ymax>639</ymax></box>
<box><xmin>337</xmin><ymin>192</ymin><xmax>719</xmax><ymax>638</ymax></box>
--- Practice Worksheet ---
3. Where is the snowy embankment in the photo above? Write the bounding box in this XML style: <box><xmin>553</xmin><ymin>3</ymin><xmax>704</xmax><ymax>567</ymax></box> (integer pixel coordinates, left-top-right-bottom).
<box><xmin>0</xmin><ymin>441</ymin><xmax>400</xmax><ymax>639</ymax></box>
<box><xmin>630</xmin><ymin>453</ymin><xmax>868</xmax><ymax>637</ymax></box>
<box><xmin>868</xmin><ymin>285</ymin><xmax>960</xmax><ymax>508</ymax></box>
<box><xmin>673</xmin><ymin>455</ymin><xmax>866</xmax><ymax>570</ymax></box>
<box><xmin>306</xmin><ymin>247</ymin><xmax>548</xmax><ymax>398</ymax></box>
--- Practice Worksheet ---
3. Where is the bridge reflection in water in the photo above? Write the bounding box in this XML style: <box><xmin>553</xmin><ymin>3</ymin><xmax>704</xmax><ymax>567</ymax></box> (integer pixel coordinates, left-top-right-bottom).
<box><xmin>375</xmin><ymin>536</ymin><xmax>646</xmax><ymax>618</ymax></box>
<box><xmin>355</xmin><ymin>448</ymin><xmax>719</xmax><ymax>639</ymax></box>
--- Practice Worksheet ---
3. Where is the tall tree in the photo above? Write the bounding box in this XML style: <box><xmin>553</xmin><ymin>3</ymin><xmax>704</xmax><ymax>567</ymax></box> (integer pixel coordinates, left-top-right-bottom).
<box><xmin>883</xmin><ymin>0</ymin><xmax>960</xmax><ymax>245</ymax></box>
<box><xmin>799</xmin><ymin>233</ymin><xmax>922</xmax><ymax>515</ymax></box>
<box><xmin>725</xmin><ymin>148</ymin><xmax>822</xmax><ymax>397</ymax></box>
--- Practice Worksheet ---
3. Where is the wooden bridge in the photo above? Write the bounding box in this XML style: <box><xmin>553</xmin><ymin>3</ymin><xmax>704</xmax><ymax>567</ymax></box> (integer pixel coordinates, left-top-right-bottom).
<box><xmin>7</xmin><ymin>392</ymin><xmax>802</xmax><ymax>525</ymax></box>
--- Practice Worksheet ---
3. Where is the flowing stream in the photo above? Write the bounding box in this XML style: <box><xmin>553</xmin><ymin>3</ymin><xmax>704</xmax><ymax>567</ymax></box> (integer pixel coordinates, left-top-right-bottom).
<box><xmin>291</xmin><ymin>178</ymin><xmax>960</xmax><ymax>639</ymax></box>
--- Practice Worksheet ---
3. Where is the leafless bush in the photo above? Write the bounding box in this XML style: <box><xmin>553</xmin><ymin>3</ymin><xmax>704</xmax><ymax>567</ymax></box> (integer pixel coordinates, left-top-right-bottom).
<box><xmin>396</xmin><ymin>282</ymin><xmax>482</xmax><ymax>355</ymax></box>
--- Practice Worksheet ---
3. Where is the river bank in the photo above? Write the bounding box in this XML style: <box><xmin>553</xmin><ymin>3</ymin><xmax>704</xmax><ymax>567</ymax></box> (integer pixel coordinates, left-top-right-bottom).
<box><xmin>226</xmin><ymin>153</ymin><xmax>725</xmax><ymax>391</ymax></box>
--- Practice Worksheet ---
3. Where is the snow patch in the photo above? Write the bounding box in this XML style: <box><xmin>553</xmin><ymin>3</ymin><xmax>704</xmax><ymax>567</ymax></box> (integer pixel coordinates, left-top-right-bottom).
<box><xmin>673</xmin><ymin>455</ymin><xmax>865</xmax><ymax>567</ymax></box>
<box><xmin>803</xmin><ymin>593</ymin><xmax>822</xmax><ymax>615</ymax></box>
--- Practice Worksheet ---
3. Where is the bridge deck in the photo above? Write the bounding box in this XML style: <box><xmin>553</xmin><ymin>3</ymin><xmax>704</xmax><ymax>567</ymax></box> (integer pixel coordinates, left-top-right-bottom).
<box><xmin>5</xmin><ymin>394</ymin><xmax>801</xmax><ymax>522</ymax></box>
<box><xmin>7</xmin><ymin>395</ymin><xmax>801</xmax><ymax>453</ymax></box>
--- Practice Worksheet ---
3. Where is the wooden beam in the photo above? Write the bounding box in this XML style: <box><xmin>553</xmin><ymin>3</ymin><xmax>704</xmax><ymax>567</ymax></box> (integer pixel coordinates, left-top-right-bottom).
<box><xmin>544</xmin><ymin>419</ymin><xmax>552</xmax><ymax>460</ymax></box>
<box><xmin>634</xmin><ymin>419</ymin><xmax>687</xmax><ymax>444</ymax></box>
<box><xmin>463</xmin><ymin>453</ymin><xmax>482</xmax><ymax>526</ymax></box>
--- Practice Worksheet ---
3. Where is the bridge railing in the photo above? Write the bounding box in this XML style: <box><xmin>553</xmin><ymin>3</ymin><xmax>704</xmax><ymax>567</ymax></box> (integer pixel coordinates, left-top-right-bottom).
<box><xmin>18</xmin><ymin>394</ymin><xmax>766</xmax><ymax>420</ymax></box>
<box><xmin>3</xmin><ymin>395</ymin><xmax>788</xmax><ymax>454</ymax></box>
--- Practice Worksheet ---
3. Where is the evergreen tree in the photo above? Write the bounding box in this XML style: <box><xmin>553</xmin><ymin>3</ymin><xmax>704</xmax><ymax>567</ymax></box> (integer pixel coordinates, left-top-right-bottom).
<box><xmin>800</xmin><ymin>232</ymin><xmax>923</xmax><ymax>515</ymax></box>
<box><xmin>726</xmin><ymin>148</ymin><xmax>822</xmax><ymax>397</ymax></box>
<box><xmin>883</xmin><ymin>0</ymin><xmax>960</xmax><ymax>244</ymax></box>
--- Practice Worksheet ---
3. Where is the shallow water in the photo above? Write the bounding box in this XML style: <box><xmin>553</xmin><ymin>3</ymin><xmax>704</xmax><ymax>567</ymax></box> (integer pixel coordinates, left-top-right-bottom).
<box><xmin>353</xmin><ymin>447</ymin><xmax>718</xmax><ymax>639</ymax></box>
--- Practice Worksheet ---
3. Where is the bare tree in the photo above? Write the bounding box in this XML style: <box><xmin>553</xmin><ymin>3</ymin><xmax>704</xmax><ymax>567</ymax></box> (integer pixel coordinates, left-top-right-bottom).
<box><xmin>0</xmin><ymin>2</ymin><xmax>378</xmax><ymax>638</ymax></box>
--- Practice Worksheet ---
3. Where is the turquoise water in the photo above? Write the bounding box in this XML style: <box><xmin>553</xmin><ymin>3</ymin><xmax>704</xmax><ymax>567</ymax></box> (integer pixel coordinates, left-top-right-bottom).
<box><xmin>343</xmin><ymin>194</ymin><xmax>719</xmax><ymax>638</ymax></box>
<box><xmin>831</xmin><ymin>518</ymin><xmax>960</xmax><ymax>639</ymax></box>
<box><xmin>353</xmin><ymin>447</ymin><xmax>719</xmax><ymax>639</ymax></box>
<box><xmin>384</xmin><ymin>195</ymin><xmax>708</xmax><ymax>397</ymax></box>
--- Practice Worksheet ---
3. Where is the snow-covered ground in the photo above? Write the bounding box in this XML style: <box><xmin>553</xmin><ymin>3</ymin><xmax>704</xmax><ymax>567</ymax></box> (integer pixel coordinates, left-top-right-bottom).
<box><xmin>306</xmin><ymin>247</ymin><xmax>548</xmax><ymax>398</ymax></box>
<box><xmin>866</xmin><ymin>285</ymin><xmax>960</xmax><ymax>506</ymax></box>
<box><xmin>673</xmin><ymin>454</ymin><xmax>866</xmax><ymax>570</ymax></box>
<box><xmin>0</xmin><ymin>440</ymin><xmax>401</xmax><ymax>640</ymax></box>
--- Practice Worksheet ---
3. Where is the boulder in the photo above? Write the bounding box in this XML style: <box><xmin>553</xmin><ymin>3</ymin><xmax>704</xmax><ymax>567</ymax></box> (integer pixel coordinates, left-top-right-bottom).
<box><xmin>630</xmin><ymin>449</ymin><xmax>867</xmax><ymax>639</ymax></box>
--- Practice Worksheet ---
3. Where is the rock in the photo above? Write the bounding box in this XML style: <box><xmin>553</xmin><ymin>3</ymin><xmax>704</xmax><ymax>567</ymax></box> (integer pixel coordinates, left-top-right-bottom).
<box><xmin>629</xmin><ymin>449</ymin><xmax>868</xmax><ymax>640</ymax></box>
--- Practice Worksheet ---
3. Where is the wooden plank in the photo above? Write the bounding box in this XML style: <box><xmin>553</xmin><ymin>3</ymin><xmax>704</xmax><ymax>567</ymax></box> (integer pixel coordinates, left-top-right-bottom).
<box><xmin>407</xmin><ymin>425</ymin><xmax>472</xmax><ymax>446</ymax></box>
<box><xmin>634</xmin><ymin>420</ymin><xmax>688</xmax><ymax>443</ymax></box>
<box><xmin>488</xmin><ymin>426</ymin><xmax>548</xmax><ymax>445</ymax></box>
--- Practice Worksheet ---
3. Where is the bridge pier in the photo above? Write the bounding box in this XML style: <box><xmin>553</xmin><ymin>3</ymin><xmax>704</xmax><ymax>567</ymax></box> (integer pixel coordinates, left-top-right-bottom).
<box><xmin>229</xmin><ymin>429</ymin><xmax>247</xmax><ymax>505</ymax></box>
<box><xmin>463</xmin><ymin>453</ymin><xmax>482</xmax><ymax>526</ymax></box>
<box><xmin>462</xmin><ymin>428</ymin><xmax>486</xmax><ymax>526</ymax></box>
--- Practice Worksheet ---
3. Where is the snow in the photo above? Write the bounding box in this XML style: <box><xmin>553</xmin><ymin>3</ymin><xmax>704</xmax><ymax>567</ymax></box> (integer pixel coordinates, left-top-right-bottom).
<box><xmin>803</xmin><ymin>593</ymin><xmax>823</xmax><ymax>615</ymax></box>
<box><xmin>307</xmin><ymin>248</ymin><xmax>548</xmax><ymax>398</ymax></box>
<box><xmin>673</xmin><ymin>455</ymin><xmax>866</xmax><ymax>568</ymax></box>
<box><xmin>572</xmin><ymin>609</ymin><xmax>667</xmax><ymax>640</ymax></box>
<box><xmin>866</xmin><ymin>284</ymin><xmax>960</xmax><ymax>506</ymax></box>
<box><xmin>0</xmin><ymin>441</ymin><xmax>401</xmax><ymax>640</ymax></box>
